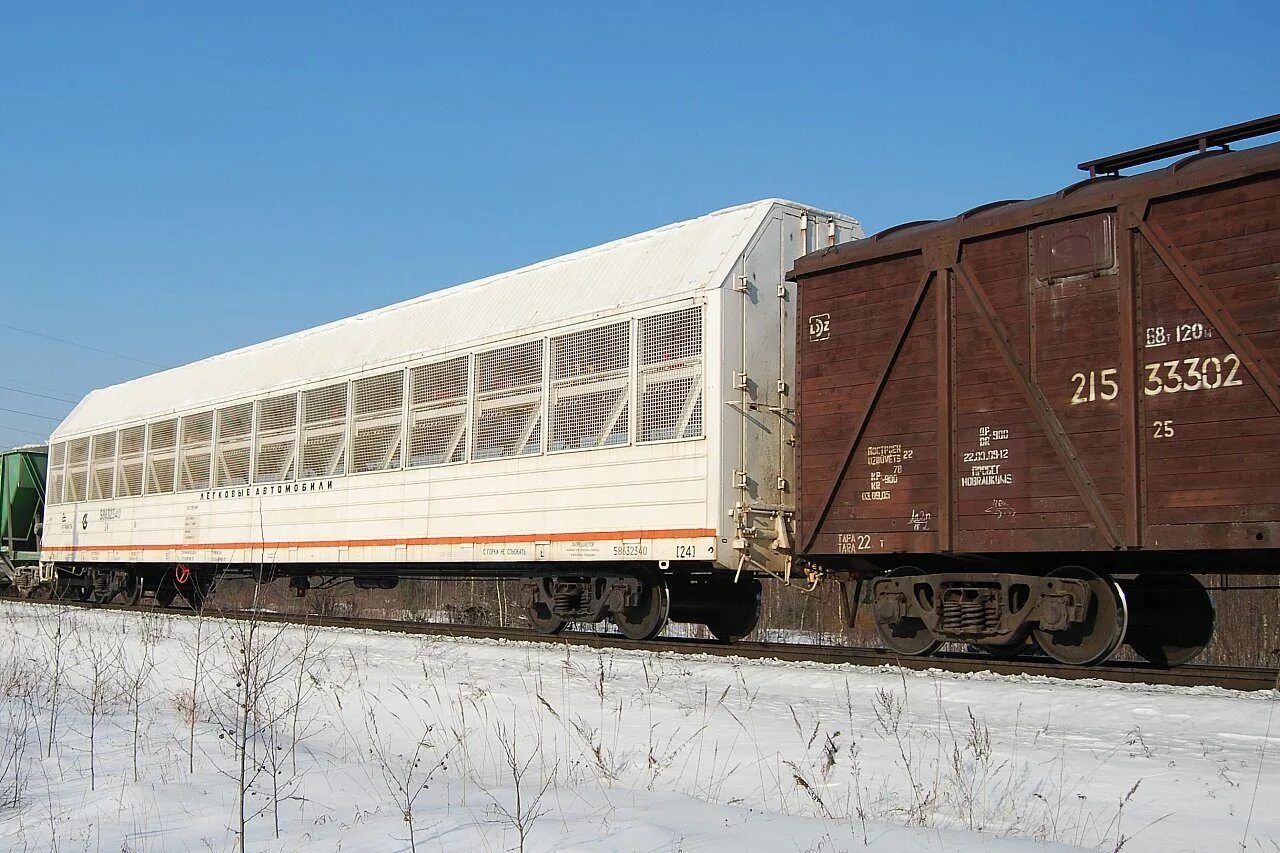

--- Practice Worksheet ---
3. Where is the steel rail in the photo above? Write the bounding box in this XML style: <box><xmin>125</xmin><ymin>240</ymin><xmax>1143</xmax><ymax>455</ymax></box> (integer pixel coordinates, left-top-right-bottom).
<box><xmin>15</xmin><ymin>596</ymin><xmax>1274</xmax><ymax>691</ymax></box>
<box><xmin>17</xmin><ymin>598</ymin><xmax>1280</xmax><ymax>693</ymax></box>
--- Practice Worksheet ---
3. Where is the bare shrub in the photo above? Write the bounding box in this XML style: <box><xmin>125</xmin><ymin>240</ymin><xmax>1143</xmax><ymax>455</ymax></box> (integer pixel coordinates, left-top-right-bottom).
<box><xmin>366</xmin><ymin>706</ymin><xmax>452</xmax><ymax>852</ymax></box>
<box><xmin>37</xmin><ymin>610</ymin><xmax>78</xmax><ymax>758</ymax></box>
<box><xmin>480</xmin><ymin>718</ymin><xmax>554</xmax><ymax>853</ymax></box>
<box><xmin>208</xmin><ymin>602</ymin><xmax>295</xmax><ymax>852</ymax></box>
<box><xmin>72</xmin><ymin>632</ymin><xmax>121</xmax><ymax>791</ymax></box>
<box><xmin>120</xmin><ymin>614</ymin><xmax>160</xmax><ymax>782</ymax></box>
<box><xmin>0</xmin><ymin>702</ymin><xmax>35</xmax><ymax>810</ymax></box>
<box><xmin>172</xmin><ymin>689</ymin><xmax>197</xmax><ymax>728</ymax></box>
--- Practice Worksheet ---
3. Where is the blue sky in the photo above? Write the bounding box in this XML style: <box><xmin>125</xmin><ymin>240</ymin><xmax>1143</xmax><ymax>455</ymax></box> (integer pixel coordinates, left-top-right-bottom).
<box><xmin>3</xmin><ymin>2</ymin><xmax>1279</xmax><ymax>446</ymax></box>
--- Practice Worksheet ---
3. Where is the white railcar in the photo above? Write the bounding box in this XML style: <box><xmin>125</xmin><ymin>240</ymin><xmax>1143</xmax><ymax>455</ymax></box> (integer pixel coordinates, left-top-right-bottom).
<box><xmin>39</xmin><ymin>200</ymin><xmax>861</xmax><ymax>638</ymax></box>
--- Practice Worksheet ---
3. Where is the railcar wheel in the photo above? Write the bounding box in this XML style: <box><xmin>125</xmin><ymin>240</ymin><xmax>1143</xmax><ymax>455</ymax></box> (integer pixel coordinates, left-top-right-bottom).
<box><xmin>71</xmin><ymin>578</ymin><xmax>92</xmax><ymax>602</ymax></box>
<box><xmin>707</xmin><ymin>576</ymin><xmax>763</xmax><ymax>643</ymax></box>
<box><xmin>873</xmin><ymin>566</ymin><xmax>943</xmax><ymax>657</ymax></box>
<box><xmin>526</xmin><ymin>602</ymin><xmax>567</xmax><ymax>635</ymax></box>
<box><xmin>612</xmin><ymin>571</ymin><xmax>670</xmax><ymax>641</ymax></box>
<box><xmin>119</xmin><ymin>573</ymin><xmax>143</xmax><ymax>606</ymax></box>
<box><xmin>1032</xmin><ymin>566</ymin><xmax>1128</xmax><ymax>666</ymax></box>
<box><xmin>89</xmin><ymin>570</ymin><xmax>142</xmax><ymax>606</ymax></box>
<box><xmin>180</xmin><ymin>576</ymin><xmax>214</xmax><ymax>611</ymax></box>
<box><xmin>1124</xmin><ymin>574</ymin><xmax>1215</xmax><ymax>667</ymax></box>
<box><xmin>154</xmin><ymin>579</ymin><xmax>178</xmax><ymax>608</ymax></box>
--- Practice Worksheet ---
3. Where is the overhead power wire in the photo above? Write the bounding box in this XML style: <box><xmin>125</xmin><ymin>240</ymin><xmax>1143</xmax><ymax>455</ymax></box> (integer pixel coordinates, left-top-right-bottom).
<box><xmin>0</xmin><ymin>405</ymin><xmax>63</xmax><ymax>422</ymax></box>
<box><xmin>0</xmin><ymin>427</ymin><xmax>47</xmax><ymax>445</ymax></box>
<box><xmin>0</xmin><ymin>423</ymin><xmax>45</xmax><ymax>436</ymax></box>
<box><xmin>0</xmin><ymin>321</ymin><xmax>165</xmax><ymax>368</ymax></box>
<box><xmin>0</xmin><ymin>384</ymin><xmax>78</xmax><ymax>404</ymax></box>
<box><xmin>0</xmin><ymin>377</ymin><xmax>80</xmax><ymax>399</ymax></box>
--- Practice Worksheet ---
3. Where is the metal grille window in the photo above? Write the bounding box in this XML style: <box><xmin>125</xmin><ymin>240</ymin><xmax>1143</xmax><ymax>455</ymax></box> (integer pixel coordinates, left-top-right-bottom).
<box><xmin>47</xmin><ymin>442</ymin><xmax>65</xmax><ymax>505</ymax></box>
<box><xmin>115</xmin><ymin>425</ymin><xmax>146</xmax><ymax>497</ymax></box>
<box><xmin>408</xmin><ymin>356</ymin><xmax>468</xmax><ymax>467</ymax></box>
<box><xmin>254</xmin><ymin>393</ymin><xmax>298</xmax><ymax>483</ymax></box>
<box><xmin>145</xmin><ymin>419</ymin><xmax>178</xmax><ymax>495</ymax></box>
<box><xmin>178</xmin><ymin>411</ymin><xmax>214</xmax><ymax>491</ymax></box>
<box><xmin>145</xmin><ymin>417</ymin><xmax>177</xmax><ymax>491</ymax></box>
<box><xmin>352</xmin><ymin>372</ymin><xmax>404</xmax><ymax>473</ymax></box>
<box><xmin>300</xmin><ymin>383</ymin><xmax>348</xmax><ymax>478</ymax></box>
<box><xmin>89</xmin><ymin>432</ymin><xmax>116</xmax><ymax>500</ymax></box>
<box><xmin>472</xmin><ymin>341</ymin><xmax>544</xmax><ymax>460</ymax></box>
<box><xmin>550</xmin><ymin>322</ymin><xmax>630</xmax><ymax>451</ymax></box>
<box><xmin>66</xmin><ymin>437</ymin><xmax>89</xmax><ymax>502</ymax></box>
<box><xmin>638</xmin><ymin>307</ymin><xmax>704</xmax><ymax>442</ymax></box>
<box><xmin>214</xmin><ymin>403</ymin><xmax>253</xmax><ymax>487</ymax></box>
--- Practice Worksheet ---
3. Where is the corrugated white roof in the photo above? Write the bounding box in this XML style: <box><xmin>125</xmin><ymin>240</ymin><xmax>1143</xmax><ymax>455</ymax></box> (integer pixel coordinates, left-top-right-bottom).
<box><xmin>53</xmin><ymin>200</ymin><xmax>855</xmax><ymax>439</ymax></box>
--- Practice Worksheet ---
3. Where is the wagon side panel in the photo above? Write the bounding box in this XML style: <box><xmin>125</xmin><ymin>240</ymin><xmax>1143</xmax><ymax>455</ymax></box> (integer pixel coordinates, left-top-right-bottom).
<box><xmin>1137</xmin><ymin>171</ymin><xmax>1280</xmax><ymax>549</ymax></box>
<box><xmin>952</xmin><ymin>224</ymin><xmax>1126</xmax><ymax>552</ymax></box>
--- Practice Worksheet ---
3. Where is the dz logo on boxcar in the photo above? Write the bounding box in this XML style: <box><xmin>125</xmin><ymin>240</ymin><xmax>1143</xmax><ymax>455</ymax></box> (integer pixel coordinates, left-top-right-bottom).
<box><xmin>808</xmin><ymin>313</ymin><xmax>831</xmax><ymax>342</ymax></box>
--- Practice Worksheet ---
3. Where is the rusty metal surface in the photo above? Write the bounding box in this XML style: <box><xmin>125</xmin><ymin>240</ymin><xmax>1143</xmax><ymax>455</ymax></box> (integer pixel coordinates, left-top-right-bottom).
<box><xmin>792</xmin><ymin>139</ymin><xmax>1280</xmax><ymax>564</ymax></box>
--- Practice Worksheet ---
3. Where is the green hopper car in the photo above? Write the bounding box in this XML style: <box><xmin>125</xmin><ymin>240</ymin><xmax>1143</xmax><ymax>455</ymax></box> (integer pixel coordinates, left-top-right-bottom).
<box><xmin>1</xmin><ymin>446</ymin><xmax>48</xmax><ymax>590</ymax></box>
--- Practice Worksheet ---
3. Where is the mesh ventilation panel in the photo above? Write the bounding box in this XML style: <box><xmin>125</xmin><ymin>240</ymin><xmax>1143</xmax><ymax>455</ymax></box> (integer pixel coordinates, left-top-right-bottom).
<box><xmin>300</xmin><ymin>383</ymin><xmax>348</xmax><ymax>478</ymax></box>
<box><xmin>254</xmin><ymin>393</ymin><xmax>298</xmax><ymax>483</ymax></box>
<box><xmin>179</xmin><ymin>411</ymin><xmax>214</xmax><ymax>491</ymax></box>
<box><xmin>47</xmin><ymin>442</ymin><xmax>65</xmax><ymax>505</ymax></box>
<box><xmin>638</xmin><ymin>307</ymin><xmax>703</xmax><ymax>442</ymax></box>
<box><xmin>66</xmin><ymin>437</ymin><xmax>89</xmax><ymax>502</ymax></box>
<box><xmin>145</xmin><ymin>419</ymin><xmax>177</xmax><ymax>495</ymax></box>
<box><xmin>473</xmin><ymin>340</ymin><xmax>543</xmax><ymax>460</ymax></box>
<box><xmin>115</xmin><ymin>425</ymin><xmax>146</xmax><ymax>497</ymax></box>
<box><xmin>89</xmin><ymin>432</ymin><xmax>116</xmax><ymax>500</ymax></box>
<box><xmin>408</xmin><ymin>356</ymin><xmax>468</xmax><ymax>467</ymax></box>
<box><xmin>214</xmin><ymin>403</ymin><xmax>253</xmax><ymax>487</ymax></box>
<box><xmin>550</xmin><ymin>322</ymin><xmax>630</xmax><ymax>451</ymax></box>
<box><xmin>352</xmin><ymin>371</ymin><xmax>404</xmax><ymax>473</ymax></box>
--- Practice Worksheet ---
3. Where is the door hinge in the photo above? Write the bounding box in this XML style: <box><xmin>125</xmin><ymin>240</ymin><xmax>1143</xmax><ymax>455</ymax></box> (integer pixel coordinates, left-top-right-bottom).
<box><xmin>777</xmin><ymin>282</ymin><xmax>787</xmax><ymax>298</ymax></box>
<box><xmin>733</xmin><ymin>371</ymin><xmax>749</xmax><ymax>391</ymax></box>
<box><xmin>734</xmin><ymin>274</ymin><xmax>750</xmax><ymax>293</ymax></box>
<box><xmin>777</xmin><ymin>379</ymin><xmax>788</xmax><ymax>395</ymax></box>
<box><xmin>777</xmin><ymin>476</ymin><xmax>789</xmax><ymax>492</ymax></box>
<box><xmin>733</xmin><ymin>470</ymin><xmax>748</xmax><ymax>489</ymax></box>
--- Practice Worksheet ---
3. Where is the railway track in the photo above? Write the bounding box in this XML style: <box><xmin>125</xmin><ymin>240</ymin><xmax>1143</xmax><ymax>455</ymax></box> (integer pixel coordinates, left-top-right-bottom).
<box><xmin>17</xmin><ymin>598</ymin><xmax>1280</xmax><ymax>693</ymax></box>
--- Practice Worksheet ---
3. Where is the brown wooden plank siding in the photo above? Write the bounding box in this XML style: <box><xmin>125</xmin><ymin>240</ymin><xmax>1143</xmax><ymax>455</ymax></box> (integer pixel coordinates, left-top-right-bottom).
<box><xmin>792</xmin><ymin>140</ymin><xmax>1280</xmax><ymax>562</ymax></box>
<box><xmin>1140</xmin><ymin>171</ymin><xmax>1280</xmax><ymax>535</ymax></box>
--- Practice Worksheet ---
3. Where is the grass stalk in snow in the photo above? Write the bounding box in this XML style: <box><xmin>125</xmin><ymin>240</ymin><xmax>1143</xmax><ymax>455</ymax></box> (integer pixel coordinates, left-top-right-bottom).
<box><xmin>289</xmin><ymin>620</ymin><xmax>325</xmax><ymax>776</ymax></box>
<box><xmin>182</xmin><ymin>572</ymin><xmax>223</xmax><ymax>777</ymax></box>
<box><xmin>38</xmin><ymin>609</ymin><xmax>77</xmax><ymax>759</ymax></box>
<box><xmin>211</xmin><ymin>581</ymin><xmax>293</xmax><ymax>852</ymax></box>
<box><xmin>120</xmin><ymin>615</ymin><xmax>158</xmax><ymax>783</ymax></box>
<box><xmin>0</xmin><ymin>701</ymin><xmax>33</xmax><ymax>810</ymax></box>
<box><xmin>73</xmin><ymin>630</ymin><xmax>120</xmax><ymax>791</ymax></box>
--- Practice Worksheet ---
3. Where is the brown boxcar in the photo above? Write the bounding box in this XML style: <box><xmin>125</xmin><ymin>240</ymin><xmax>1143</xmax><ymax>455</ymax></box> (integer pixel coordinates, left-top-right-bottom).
<box><xmin>790</xmin><ymin>121</ymin><xmax>1280</xmax><ymax>666</ymax></box>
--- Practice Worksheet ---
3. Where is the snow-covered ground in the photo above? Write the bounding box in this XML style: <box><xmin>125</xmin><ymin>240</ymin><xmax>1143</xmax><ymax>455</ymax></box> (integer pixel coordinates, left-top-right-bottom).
<box><xmin>0</xmin><ymin>603</ymin><xmax>1275</xmax><ymax>852</ymax></box>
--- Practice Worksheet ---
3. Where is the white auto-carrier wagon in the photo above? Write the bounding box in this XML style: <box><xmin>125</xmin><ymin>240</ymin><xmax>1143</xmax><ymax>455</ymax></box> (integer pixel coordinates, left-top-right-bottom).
<box><xmin>38</xmin><ymin>200</ymin><xmax>861</xmax><ymax>639</ymax></box>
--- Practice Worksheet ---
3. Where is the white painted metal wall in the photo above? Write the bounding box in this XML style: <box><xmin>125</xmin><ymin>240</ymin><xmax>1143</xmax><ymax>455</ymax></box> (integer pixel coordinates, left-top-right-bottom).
<box><xmin>716</xmin><ymin>207</ymin><xmax>863</xmax><ymax>575</ymax></box>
